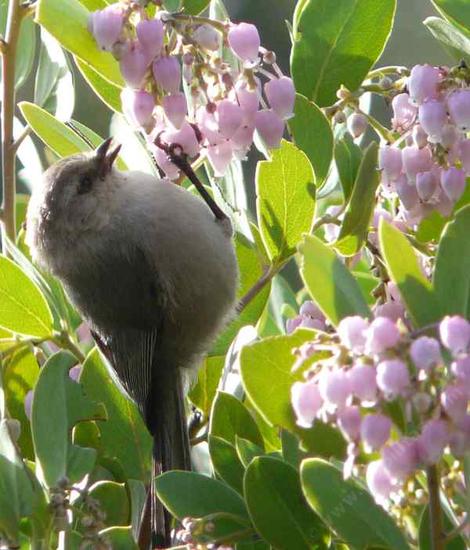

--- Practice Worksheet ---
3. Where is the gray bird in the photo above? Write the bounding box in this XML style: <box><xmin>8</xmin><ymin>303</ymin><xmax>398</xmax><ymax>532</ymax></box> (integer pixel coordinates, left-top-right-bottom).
<box><xmin>26</xmin><ymin>138</ymin><xmax>239</xmax><ymax>547</ymax></box>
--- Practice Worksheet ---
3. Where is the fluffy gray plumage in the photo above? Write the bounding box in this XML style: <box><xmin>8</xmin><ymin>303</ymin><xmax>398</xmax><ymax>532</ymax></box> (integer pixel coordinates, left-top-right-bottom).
<box><xmin>26</xmin><ymin>141</ymin><xmax>238</xmax><ymax>546</ymax></box>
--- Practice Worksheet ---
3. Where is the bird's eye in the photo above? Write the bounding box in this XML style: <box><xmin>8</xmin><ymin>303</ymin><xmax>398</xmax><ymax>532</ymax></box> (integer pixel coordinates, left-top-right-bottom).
<box><xmin>77</xmin><ymin>175</ymin><xmax>93</xmax><ymax>195</ymax></box>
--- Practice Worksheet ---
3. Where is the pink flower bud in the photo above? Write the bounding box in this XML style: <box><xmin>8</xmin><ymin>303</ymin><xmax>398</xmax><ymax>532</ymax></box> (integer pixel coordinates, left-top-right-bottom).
<box><xmin>451</xmin><ymin>414</ymin><xmax>470</xmax><ymax>456</ymax></box>
<box><xmin>412</xmin><ymin>124</ymin><xmax>428</xmax><ymax>149</ymax></box>
<box><xmin>440</xmin><ymin>315</ymin><xmax>470</xmax><ymax>356</ymax></box>
<box><xmin>162</xmin><ymin>122</ymin><xmax>200</xmax><ymax>157</ymax></box>
<box><xmin>193</xmin><ymin>24</ymin><xmax>220</xmax><ymax>51</ymax></box>
<box><xmin>395</xmin><ymin>175</ymin><xmax>419</xmax><ymax>211</ymax></box>
<box><xmin>228</xmin><ymin>22</ymin><xmax>260</xmax><ymax>64</ymax></box>
<box><xmin>207</xmin><ymin>140</ymin><xmax>233</xmax><ymax>177</ymax></box>
<box><xmin>231</xmin><ymin>123</ymin><xmax>255</xmax><ymax>151</ymax></box>
<box><xmin>265</xmin><ymin>76</ymin><xmax>296</xmax><ymax>120</ymax></box>
<box><xmin>119</xmin><ymin>42</ymin><xmax>150</xmax><ymax>89</ymax></box>
<box><xmin>24</xmin><ymin>390</ymin><xmax>33</xmax><ymax>421</ymax></box>
<box><xmin>452</xmin><ymin>356</ymin><xmax>470</xmax><ymax>388</ymax></box>
<box><xmin>347</xmin><ymin>112</ymin><xmax>368</xmax><ymax>138</ymax></box>
<box><xmin>418</xmin><ymin>419</ymin><xmax>449</xmax><ymax>464</ymax></box>
<box><xmin>286</xmin><ymin>316</ymin><xmax>302</xmax><ymax>334</ymax></box>
<box><xmin>300</xmin><ymin>317</ymin><xmax>326</xmax><ymax>331</ymax></box>
<box><xmin>337</xmin><ymin>406</ymin><xmax>361</xmax><ymax>441</ymax></box>
<box><xmin>418</xmin><ymin>100</ymin><xmax>447</xmax><ymax>143</ymax></box>
<box><xmin>360</xmin><ymin>414</ymin><xmax>392</xmax><ymax>452</ymax></box>
<box><xmin>410</xmin><ymin>336</ymin><xmax>441</xmax><ymax>371</ymax></box>
<box><xmin>291</xmin><ymin>380</ymin><xmax>323</xmax><ymax>428</ymax></box>
<box><xmin>441</xmin><ymin>383</ymin><xmax>468</xmax><ymax>422</ymax></box>
<box><xmin>337</xmin><ymin>316</ymin><xmax>369</xmax><ymax>353</ymax></box>
<box><xmin>162</xmin><ymin>92</ymin><xmax>187</xmax><ymax>129</ymax></box>
<box><xmin>382</xmin><ymin>438</ymin><xmax>420</xmax><ymax>480</ymax></box>
<box><xmin>136</xmin><ymin>18</ymin><xmax>164</xmax><ymax>59</ymax></box>
<box><xmin>448</xmin><ymin>89</ymin><xmax>470</xmax><ymax>131</ymax></box>
<box><xmin>408</xmin><ymin>64</ymin><xmax>441</xmax><ymax>105</ymax></box>
<box><xmin>402</xmin><ymin>146</ymin><xmax>432</xmax><ymax>179</ymax></box>
<box><xmin>215</xmin><ymin>99</ymin><xmax>243</xmax><ymax>139</ymax></box>
<box><xmin>460</xmin><ymin>139</ymin><xmax>470</xmax><ymax>174</ymax></box>
<box><xmin>440</xmin><ymin>124</ymin><xmax>459</xmax><ymax>149</ymax></box>
<box><xmin>69</xmin><ymin>365</ymin><xmax>82</xmax><ymax>382</ymax></box>
<box><xmin>365</xmin><ymin>317</ymin><xmax>401</xmax><ymax>355</ymax></box>
<box><xmin>255</xmin><ymin>109</ymin><xmax>285</xmax><ymax>149</ymax></box>
<box><xmin>349</xmin><ymin>364</ymin><xmax>378</xmax><ymax>402</ymax></box>
<box><xmin>441</xmin><ymin>166</ymin><xmax>466</xmax><ymax>202</ymax></box>
<box><xmin>153</xmin><ymin>55</ymin><xmax>181</xmax><ymax>94</ymax></box>
<box><xmin>89</xmin><ymin>6</ymin><xmax>124</xmax><ymax>52</ymax></box>
<box><xmin>416</xmin><ymin>171</ymin><xmax>438</xmax><ymax>202</ymax></box>
<box><xmin>391</xmin><ymin>93</ymin><xmax>417</xmax><ymax>130</ymax></box>
<box><xmin>121</xmin><ymin>88</ymin><xmax>155</xmax><ymax>127</ymax></box>
<box><xmin>376</xmin><ymin>359</ymin><xmax>410</xmax><ymax>398</ymax></box>
<box><xmin>374</xmin><ymin>301</ymin><xmax>405</xmax><ymax>323</ymax></box>
<box><xmin>366</xmin><ymin>460</ymin><xmax>395</xmax><ymax>505</ymax></box>
<box><xmin>300</xmin><ymin>300</ymin><xmax>323</xmax><ymax>319</ymax></box>
<box><xmin>379</xmin><ymin>146</ymin><xmax>402</xmax><ymax>181</ymax></box>
<box><xmin>318</xmin><ymin>368</ymin><xmax>352</xmax><ymax>409</ymax></box>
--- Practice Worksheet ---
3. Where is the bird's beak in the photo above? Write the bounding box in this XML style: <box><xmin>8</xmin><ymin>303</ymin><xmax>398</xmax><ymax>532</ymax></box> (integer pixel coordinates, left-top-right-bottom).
<box><xmin>95</xmin><ymin>137</ymin><xmax>122</xmax><ymax>179</ymax></box>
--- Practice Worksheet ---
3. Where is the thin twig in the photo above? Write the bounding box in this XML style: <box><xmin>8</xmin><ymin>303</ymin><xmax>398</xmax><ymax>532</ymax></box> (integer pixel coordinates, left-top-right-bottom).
<box><xmin>10</xmin><ymin>125</ymin><xmax>31</xmax><ymax>155</ymax></box>
<box><xmin>237</xmin><ymin>264</ymin><xmax>279</xmax><ymax>313</ymax></box>
<box><xmin>427</xmin><ymin>465</ymin><xmax>445</xmax><ymax>550</ymax></box>
<box><xmin>442</xmin><ymin>515</ymin><xmax>469</xmax><ymax>544</ymax></box>
<box><xmin>1</xmin><ymin>0</ymin><xmax>24</xmax><ymax>252</ymax></box>
<box><xmin>52</xmin><ymin>333</ymin><xmax>85</xmax><ymax>363</ymax></box>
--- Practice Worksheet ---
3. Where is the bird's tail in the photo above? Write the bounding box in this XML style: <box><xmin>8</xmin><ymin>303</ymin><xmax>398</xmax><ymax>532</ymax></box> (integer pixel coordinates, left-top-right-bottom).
<box><xmin>147</xmin><ymin>367</ymin><xmax>191</xmax><ymax>548</ymax></box>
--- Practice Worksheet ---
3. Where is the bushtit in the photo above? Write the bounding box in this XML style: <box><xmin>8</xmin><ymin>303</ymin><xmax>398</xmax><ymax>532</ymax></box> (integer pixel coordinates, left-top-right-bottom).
<box><xmin>26</xmin><ymin>138</ymin><xmax>238</xmax><ymax>547</ymax></box>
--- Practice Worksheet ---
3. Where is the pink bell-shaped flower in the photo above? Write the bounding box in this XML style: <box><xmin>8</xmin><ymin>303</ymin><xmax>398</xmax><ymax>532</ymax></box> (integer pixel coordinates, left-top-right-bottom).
<box><xmin>448</xmin><ymin>89</ymin><xmax>470</xmax><ymax>131</ymax></box>
<box><xmin>441</xmin><ymin>166</ymin><xmax>466</xmax><ymax>202</ymax></box>
<box><xmin>255</xmin><ymin>109</ymin><xmax>284</xmax><ymax>149</ymax></box>
<box><xmin>409</xmin><ymin>336</ymin><xmax>442</xmax><ymax>371</ymax></box>
<box><xmin>215</xmin><ymin>99</ymin><xmax>244</xmax><ymax>139</ymax></box>
<box><xmin>153</xmin><ymin>55</ymin><xmax>181</xmax><ymax>94</ymax></box>
<box><xmin>360</xmin><ymin>413</ymin><xmax>392</xmax><ymax>451</ymax></box>
<box><xmin>193</xmin><ymin>24</ymin><xmax>220</xmax><ymax>51</ymax></box>
<box><xmin>408</xmin><ymin>64</ymin><xmax>441</xmax><ymax>105</ymax></box>
<box><xmin>391</xmin><ymin>93</ymin><xmax>417</xmax><ymax>130</ymax></box>
<box><xmin>440</xmin><ymin>315</ymin><xmax>470</xmax><ymax>356</ymax></box>
<box><xmin>264</xmin><ymin>76</ymin><xmax>296</xmax><ymax>120</ymax></box>
<box><xmin>416</xmin><ymin>170</ymin><xmax>438</xmax><ymax>202</ymax></box>
<box><xmin>337</xmin><ymin>316</ymin><xmax>369</xmax><ymax>353</ymax></box>
<box><xmin>291</xmin><ymin>380</ymin><xmax>323</xmax><ymax>428</ymax></box>
<box><xmin>162</xmin><ymin>122</ymin><xmax>200</xmax><ymax>157</ymax></box>
<box><xmin>402</xmin><ymin>145</ymin><xmax>432</xmax><ymax>179</ymax></box>
<box><xmin>119</xmin><ymin>42</ymin><xmax>150</xmax><ymax>89</ymax></box>
<box><xmin>418</xmin><ymin>100</ymin><xmax>447</xmax><ymax>143</ymax></box>
<box><xmin>379</xmin><ymin>146</ymin><xmax>402</xmax><ymax>181</ymax></box>
<box><xmin>121</xmin><ymin>88</ymin><xmax>155</xmax><ymax>127</ymax></box>
<box><xmin>162</xmin><ymin>93</ymin><xmax>187</xmax><ymax>129</ymax></box>
<box><xmin>136</xmin><ymin>18</ymin><xmax>164</xmax><ymax>59</ymax></box>
<box><xmin>89</xmin><ymin>6</ymin><xmax>124</xmax><ymax>52</ymax></box>
<box><xmin>376</xmin><ymin>359</ymin><xmax>410</xmax><ymax>398</ymax></box>
<box><xmin>228</xmin><ymin>22</ymin><xmax>260</xmax><ymax>64</ymax></box>
<box><xmin>207</xmin><ymin>140</ymin><xmax>233</xmax><ymax>177</ymax></box>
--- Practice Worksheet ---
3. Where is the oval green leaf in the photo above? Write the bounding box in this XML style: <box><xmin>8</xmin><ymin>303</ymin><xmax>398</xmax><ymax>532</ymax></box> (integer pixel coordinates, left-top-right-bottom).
<box><xmin>299</xmin><ymin>234</ymin><xmax>371</xmax><ymax>325</ymax></box>
<box><xmin>256</xmin><ymin>140</ymin><xmax>315</xmax><ymax>264</ymax></box>
<box><xmin>291</xmin><ymin>0</ymin><xmax>396</xmax><ymax>106</ymax></box>
<box><xmin>244</xmin><ymin>456</ymin><xmax>325</xmax><ymax>550</ymax></box>
<box><xmin>0</xmin><ymin>255</ymin><xmax>53</xmax><ymax>338</ymax></box>
<box><xmin>301</xmin><ymin>458</ymin><xmax>410</xmax><ymax>550</ymax></box>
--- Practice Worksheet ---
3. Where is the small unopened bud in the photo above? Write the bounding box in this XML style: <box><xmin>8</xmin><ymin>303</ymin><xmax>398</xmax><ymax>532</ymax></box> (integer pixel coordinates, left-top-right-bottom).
<box><xmin>410</xmin><ymin>336</ymin><xmax>441</xmax><ymax>371</ymax></box>
<box><xmin>440</xmin><ymin>315</ymin><xmax>470</xmax><ymax>356</ymax></box>
<box><xmin>365</xmin><ymin>317</ymin><xmax>401</xmax><ymax>355</ymax></box>
<box><xmin>333</xmin><ymin>110</ymin><xmax>346</xmax><ymax>124</ymax></box>
<box><xmin>337</xmin><ymin>316</ymin><xmax>369</xmax><ymax>353</ymax></box>
<box><xmin>193</xmin><ymin>24</ymin><xmax>220</xmax><ymax>51</ymax></box>
<box><xmin>263</xmin><ymin>50</ymin><xmax>276</xmax><ymax>64</ymax></box>
<box><xmin>347</xmin><ymin>112</ymin><xmax>368</xmax><ymax>138</ymax></box>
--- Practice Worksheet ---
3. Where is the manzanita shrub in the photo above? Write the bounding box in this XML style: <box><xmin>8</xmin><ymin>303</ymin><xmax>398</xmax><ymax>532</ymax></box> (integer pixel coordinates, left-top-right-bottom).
<box><xmin>1</xmin><ymin>0</ymin><xmax>470</xmax><ymax>548</ymax></box>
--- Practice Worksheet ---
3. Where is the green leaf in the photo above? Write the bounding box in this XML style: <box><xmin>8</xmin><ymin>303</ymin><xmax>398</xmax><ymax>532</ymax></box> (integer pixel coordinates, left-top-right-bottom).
<box><xmin>235</xmin><ymin>436</ymin><xmax>265</xmax><ymax>468</ymax></box>
<box><xmin>75</xmin><ymin>56</ymin><xmax>123</xmax><ymax>113</ymax></box>
<box><xmin>301</xmin><ymin>458</ymin><xmax>410</xmax><ymax>550</ymax></box>
<box><xmin>99</xmin><ymin>526</ymin><xmax>138</xmax><ymax>550</ymax></box>
<box><xmin>210</xmin><ymin>392</ymin><xmax>263</xmax><ymax>448</ymax></box>
<box><xmin>0</xmin><ymin>420</ymin><xmax>35</xmax><ymax>544</ymax></box>
<box><xmin>188</xmin><ymin>355</ymin><xmax>224</xmax><ymax>416</ymax></box>
<box><xmin>424</xmin><ymin>17</ymin><xmax>470</xmax><ymax>63</ymax></box>
<box><xmin>432</xmin><ymin>0</ymin><xmax>470</xmax><ymax>33</ymax></box>
<box><xmin>334</xmin><ymin>142</ymin><xmax>380</xmax><ymax>256</ymax></box>
<box><xmin>209</xmin><ymin>435</ymin><xmax>245</xmax><ymax>493</ymax></box>
<box><xmin>183</xmin><ymin>0</ymin><xmax>210</xmax><ymax>14</ymax></box>
<box><xmin>88</xmin><ymin>481</ymin><xmax>130</xmax><ymax>527</ymax></box>
<box><xmin>0</xmin><ymin>255</ymin><xmax>54</xmax><ymax>338</ymax></box>
<box><xmin>434</xmin><ymin>205</ymin><xmax>470</xmax><ymax>317</ymax></box>
<box><xmin>416</xmin><ymin>210</ymin><xmax>448</xmax><ymax>243</ymax></box>
<box><xmin>80</xmin><ymin>349</ymin><xmax>152</xmax><ymax>482</ymax></box>
<box><xmin>244</xmin><ymin>457</ymin><xmax>325</xmax><ymax>550</ymax></box>
<box><xmin>334</xmin><ymin>133</ymin><xmax>363</xmax><ymax>202</ymax></box>
<box><xmin>379</xmin><ymin>219</ymin><xmax>441</xmax><ymax>327</ymax></box>
<box><xmin>3</xmin><ymin>349</ymin><xmax>39</xmax><ymax>460</ymax></box>
<box><xmin>299</xmin><ymin>235</ymin><xmax>371</xmax><ymax>325</ymax></box>
<box><xmin>212</xmin><ymin>233</ymin><xmax>270</xmax><ymax>356</ymax></box>
<box><xmin>240</xmin><ymin>331</ymin><xmax>346</xmax><ymax>458</ymax></box>
<box><xmin>35</xmin><ymin>29</ymin><xmax>75</xmax><ymax>121</ymax></box>
<box><xmin>256</xmin><ymin>140</ymin><xmax>315</xmax><ymax>263</ymax></box>
<box><xmin>156</xmin><ymin>470</ymin><xmax>249</xmax><ymax>520</ymax></box>
<box><xmin>36</xmin><ymin>0</ymin><xmax>124</xmax><ymax>86</ymax></box>
<box><xmin>289</xmin><ymin>94</ymin><xmax>333</xmax><ymax>188</ymax></box>
<box><xmin>291</xmin><ymin>0</ymin><xmax>396</xmax><ymax>106</ymax></box>
<box><xmin>31</xmin><ymin>351</ymin><xmax>106</xmax><ymax>487</ymax></box>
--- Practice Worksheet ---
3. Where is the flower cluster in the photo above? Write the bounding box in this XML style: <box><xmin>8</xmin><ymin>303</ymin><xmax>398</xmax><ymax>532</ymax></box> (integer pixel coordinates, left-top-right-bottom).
<box><xmin>88</xmin><ymin>2</ymin><xmax>295</xmax><ymax>179</ymax></box>
<box><xmin>379</xmin><ymin>64</ymin><xmax>470</xmax><ymax>224</ymax></box>
<box><xmin>291</xmin><ymin>313</ymin><xmax>470</xmax><ymax>506</ymax></box>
